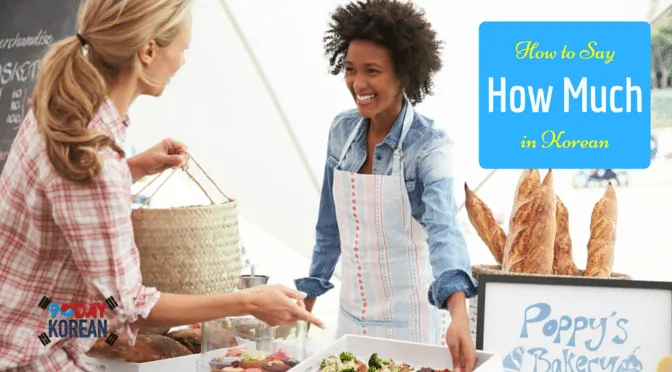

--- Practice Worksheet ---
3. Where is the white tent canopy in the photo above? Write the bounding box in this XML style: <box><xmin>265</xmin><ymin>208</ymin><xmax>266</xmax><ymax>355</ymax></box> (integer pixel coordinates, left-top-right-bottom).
<box><xmin>127</xmin><ymin>0</ymin><xmax>656</xmax><ymax>336</ymax></box>
<box><xmin>128</xmin><ymin>0</ymin><xmax>653</xmax><ymax>260</ymax></box>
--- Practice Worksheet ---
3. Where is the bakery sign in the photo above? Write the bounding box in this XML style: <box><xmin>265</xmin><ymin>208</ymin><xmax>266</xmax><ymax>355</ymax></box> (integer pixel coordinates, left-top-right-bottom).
<box><xmin>36</xmin><ymin>295</ymin><xmax>119</xmax><ymax>346</ymax></box>
<box><xmin>475</xmin><ymin>274</ymin><xmax>672</xmax><ymax>372</ymax></box>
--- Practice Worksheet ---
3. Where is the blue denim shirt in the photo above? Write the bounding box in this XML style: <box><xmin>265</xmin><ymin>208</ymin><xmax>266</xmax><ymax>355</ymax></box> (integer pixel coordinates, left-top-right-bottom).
<box><xmin>295</xmin><ymin>103</ymin><xmax>478</xmax><ymax>310</ymax></box>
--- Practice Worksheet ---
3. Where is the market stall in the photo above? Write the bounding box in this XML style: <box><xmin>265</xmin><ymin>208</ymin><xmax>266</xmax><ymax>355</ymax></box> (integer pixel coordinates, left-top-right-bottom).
<box><xmin>78</xmin><ymin>166</ymin><xmax>672</xmax><ymax>372</ymax></box>
<box><xmin>3</xmin><ymin>0</ymin><xmax>670</xmax><ymax>370</ymax></box>
<box><xmin>81</xmin><ymin>163</ymin><xmax>502</xmax><ymax>371</ymax></box>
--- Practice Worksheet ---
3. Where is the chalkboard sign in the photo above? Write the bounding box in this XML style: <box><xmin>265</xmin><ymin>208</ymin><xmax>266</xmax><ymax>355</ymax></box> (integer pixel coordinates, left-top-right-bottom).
<box><xmin>476</xmin><ymin>274</ymin><xmax>672</xmax><ymax>372</ymax></box>
<box><xmin>0</xmin><ymin>0</ymin><xmax>79</xmax><ymax>173</ymax></box>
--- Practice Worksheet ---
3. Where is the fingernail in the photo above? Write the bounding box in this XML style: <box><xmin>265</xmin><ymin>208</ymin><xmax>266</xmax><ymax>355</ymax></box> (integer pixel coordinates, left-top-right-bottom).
<box><xmin>299</xmin><ymin>291</ymin><xmax>307</xmax><ymax>299</ymax></box>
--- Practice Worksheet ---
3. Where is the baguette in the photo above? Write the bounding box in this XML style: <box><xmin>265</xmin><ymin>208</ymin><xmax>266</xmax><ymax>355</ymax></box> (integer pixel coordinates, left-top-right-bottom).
<box><xmin>512</xmin><ymin>169</ymin><xmax>541</xmax><ymax>211</ymax></box>
<box><xmin>464</xmin><ymin>183</ymin><xmax>507</xmax><ymax>264</ymax></box>
<box><xmin>553</xmin><ymin>194</ymin><xmax>579</xmax><ymax>276</ymax></box>
<box><xmin>502</xmin><ymin>169</ymin><xmax>540</xmax><ymax>270</ymax></box>
<box><xmin>504</xmin><ymin>170</ymin><xmax>556</xmax><ymax>274</ymax></box>
<box><xmin>584</xmin><ymin>183</ymin><xmax>617</xmax><ymax>278</ymax></box>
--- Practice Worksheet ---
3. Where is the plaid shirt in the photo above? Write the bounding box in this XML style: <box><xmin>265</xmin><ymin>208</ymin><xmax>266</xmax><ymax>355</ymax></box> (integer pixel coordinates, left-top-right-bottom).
<box><xmin>0</xmin><ymin>99</ymin><xmax>160</xmax><ymax>371</ymax></box>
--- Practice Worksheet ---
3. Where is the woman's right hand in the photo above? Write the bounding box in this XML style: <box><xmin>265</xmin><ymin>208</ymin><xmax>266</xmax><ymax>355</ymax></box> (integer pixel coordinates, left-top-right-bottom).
<box><xmin>239</xmin><ymin>284</ymin><xmax>324</xmax><ymax>329</ymax></box>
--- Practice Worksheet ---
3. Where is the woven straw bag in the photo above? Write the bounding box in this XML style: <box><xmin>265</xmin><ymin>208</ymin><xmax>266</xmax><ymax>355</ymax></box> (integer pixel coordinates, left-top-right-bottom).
<box><xmin>468</xmin><ymin>264</ymin><xmax>631</xmax><ymax>344</ymax></box>
<box><xmin>132</xmin><ymin>157</ymin><xmax>241</xmax><ymax>297</ymax></box>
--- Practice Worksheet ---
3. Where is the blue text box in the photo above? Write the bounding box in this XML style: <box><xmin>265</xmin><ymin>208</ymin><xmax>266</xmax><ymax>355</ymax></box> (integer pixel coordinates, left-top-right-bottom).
<box><xmin>478</xmin><ymin>22</ymin><xmax>651</xmax><ymax>169</ymax></box>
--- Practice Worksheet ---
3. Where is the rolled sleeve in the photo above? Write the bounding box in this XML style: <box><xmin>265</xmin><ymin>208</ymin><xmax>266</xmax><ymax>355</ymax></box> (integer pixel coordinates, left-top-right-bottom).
<box><xmin>295</xmin><ymin>277</ymin><xmax>335</xmax><ymax>300</ymax></box>
<box><xmin>45</xmin><ymin>154</ymin><xmax>160</xmax><ymax>344</ymax></box>
<box><xmin>429</xmin><ymin>271</ymin><xmax>477</xmax><ymax>309</ymax></box>
<box><xmin>417</xmin><ymin>135</ymin><xmax>478</xmax><ymax>309</ymax></box>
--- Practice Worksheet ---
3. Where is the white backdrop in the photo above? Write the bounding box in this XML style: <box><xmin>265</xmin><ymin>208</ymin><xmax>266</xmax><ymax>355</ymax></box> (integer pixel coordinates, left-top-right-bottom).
<box><xmin>127</xmin><ymin>0</ymin><xmax>653</xmax><ymax>259</ymax></box>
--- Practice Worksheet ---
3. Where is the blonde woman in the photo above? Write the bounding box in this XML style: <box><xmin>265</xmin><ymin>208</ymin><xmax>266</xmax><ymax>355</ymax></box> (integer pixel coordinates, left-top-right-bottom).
<box><xmin>0</xmin><ymin>1</ymin><xmax>321</xmax><ymax>370</ymax></box>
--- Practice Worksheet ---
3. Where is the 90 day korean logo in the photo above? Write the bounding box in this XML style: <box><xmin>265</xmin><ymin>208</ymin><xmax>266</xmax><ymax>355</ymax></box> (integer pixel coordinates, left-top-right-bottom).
<box><xmin>36</xmin><ymin>295</ymin><xmax>119</xmax><ymax>347</ymax></box>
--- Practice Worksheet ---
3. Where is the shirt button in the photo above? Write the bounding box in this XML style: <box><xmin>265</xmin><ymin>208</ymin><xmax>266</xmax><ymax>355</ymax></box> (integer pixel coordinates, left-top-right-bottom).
<box><xmin>375</xmin><ymin>155</ymin><xmax>382</xmax><ymax>160</ymax></box>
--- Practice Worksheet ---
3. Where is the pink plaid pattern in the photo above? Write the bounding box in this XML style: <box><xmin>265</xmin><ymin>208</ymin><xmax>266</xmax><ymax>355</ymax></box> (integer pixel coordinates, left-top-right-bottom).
<box><xmin>0</xmin><ymin>99</ymin><xmax>160</xmax><ymax>371</ymax></box>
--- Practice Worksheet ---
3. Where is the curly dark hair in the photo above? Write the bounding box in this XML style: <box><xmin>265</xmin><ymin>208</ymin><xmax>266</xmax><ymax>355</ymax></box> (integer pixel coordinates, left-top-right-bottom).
<box><xmin>324</xmin><ymin>0</ymin><xmax>442</xmax><ymax>105</ymax></box>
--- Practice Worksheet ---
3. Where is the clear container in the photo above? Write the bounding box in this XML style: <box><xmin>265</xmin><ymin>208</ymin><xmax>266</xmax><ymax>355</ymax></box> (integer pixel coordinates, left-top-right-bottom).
<box><xmin>200</xmin><ymin>316</ymin><xmax>307</xmax><ymax>372</ymax></box>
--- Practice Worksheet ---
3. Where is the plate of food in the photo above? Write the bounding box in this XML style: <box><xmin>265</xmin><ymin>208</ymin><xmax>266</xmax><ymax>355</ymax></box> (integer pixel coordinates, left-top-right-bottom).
<box><xmin>290</xmin><ymin>335</ymin><xmax>502</xmax><ymax>372</ymax></box>
<box><xmin>319</xmin><ymin>351</ymin><xmax>453</xmax><ymax>372</ymax></box>
<box><xmin>201</xmin><ymin>347</ymin><xmax>302</xmax><ymax>372</ymax></box>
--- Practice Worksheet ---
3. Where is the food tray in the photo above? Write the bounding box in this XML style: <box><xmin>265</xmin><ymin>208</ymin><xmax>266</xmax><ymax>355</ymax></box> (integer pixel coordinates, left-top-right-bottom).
<box><xmin>82</xmin><ymin>336</ymin><xmax>253</xmax><ymax>372</ymax></box>
<box><xmin>200</xmin><ymin>316</ymin><xmax>307</xmax><ymax>372</ymax></box>
<box><xmin>291</xmin><ymin>335</ymin><xmax>503</xmax><ymax>372</ymax></box>
<box><xmin>81</xmin><ymin>353</ymin><xmax>200</xmax><ymax>372</ymax></box>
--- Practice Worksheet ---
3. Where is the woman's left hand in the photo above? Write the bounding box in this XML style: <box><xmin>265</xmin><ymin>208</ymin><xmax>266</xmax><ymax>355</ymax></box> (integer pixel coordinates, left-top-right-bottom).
<box><xmin>128</xmin><ymin>138</ymin><xmax>189</xmax><ymax>181</ymax></box>
<box><xmin>446</xmin><ymin>310</ymin><xmax>477</xmax><ymax>372</ymax></box>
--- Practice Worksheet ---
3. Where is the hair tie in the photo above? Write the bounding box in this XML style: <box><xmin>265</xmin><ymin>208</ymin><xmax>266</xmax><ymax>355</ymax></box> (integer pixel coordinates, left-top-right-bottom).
<box><xmin>76</xmin><ymin>33</ymin><xmax>87</xmax><ymax>46</ymax></box>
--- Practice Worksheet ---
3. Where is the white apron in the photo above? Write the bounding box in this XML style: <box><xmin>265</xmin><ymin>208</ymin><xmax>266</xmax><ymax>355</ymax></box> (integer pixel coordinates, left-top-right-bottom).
<box><xmin>333</xmin><ymin>103</ymin><xmax>449</xmax><ymax>345</ymax></box>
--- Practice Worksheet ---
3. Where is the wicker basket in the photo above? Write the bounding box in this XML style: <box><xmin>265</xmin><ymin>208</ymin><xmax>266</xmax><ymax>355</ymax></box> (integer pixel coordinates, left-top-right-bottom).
<box><xmin>131</xmin><ymin>157</ymin><xmax>241</xmax><ymax>298</ymax></box>
<box><xmin>468</xmin><ymin>264</ymin><xmax>631</xmax><ymax>343</ymax></box>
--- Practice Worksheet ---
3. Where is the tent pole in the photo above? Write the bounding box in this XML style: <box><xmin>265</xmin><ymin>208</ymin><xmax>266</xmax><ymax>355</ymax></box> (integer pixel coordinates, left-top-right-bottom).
<box><xmin>217</xmin><ymin>0</ymin><xmax>321</xmax><ymax>194</ymax></box>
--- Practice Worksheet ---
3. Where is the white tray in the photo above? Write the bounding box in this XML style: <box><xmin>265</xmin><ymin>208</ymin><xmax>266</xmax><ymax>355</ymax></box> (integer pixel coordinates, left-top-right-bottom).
<box><xmin>81</xmin><ymin>338</ymin><xmax>255</xmax><ymax>372</ymax></box>
<box><xmin>291</xmin><ymin>335</ymin><xmax>502</xmax><ymax>372</ymax></box>
<box><xmin>81</xmin><ymin>353</ymin><xmax>199</xmax><ymax>372</ymax></box>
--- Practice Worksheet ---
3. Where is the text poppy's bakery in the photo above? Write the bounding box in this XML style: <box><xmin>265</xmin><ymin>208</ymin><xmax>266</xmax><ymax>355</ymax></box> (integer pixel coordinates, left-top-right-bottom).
<box><xmin>514</xmin><ymin>302</ymin><xmax>639</xmax><ymax>371</ymax></box>
<box><xmin>502</xmin><ymin>345</ymin><xmax>644</xmax><ymax>372</ymax></box>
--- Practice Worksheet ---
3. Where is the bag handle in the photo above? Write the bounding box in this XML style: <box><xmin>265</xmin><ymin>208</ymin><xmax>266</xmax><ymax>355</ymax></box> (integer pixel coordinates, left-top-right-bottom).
<box><xmin>132</xmin><ymin>154</ymin><xmax>231</xmax><ymax>209</ymax></box>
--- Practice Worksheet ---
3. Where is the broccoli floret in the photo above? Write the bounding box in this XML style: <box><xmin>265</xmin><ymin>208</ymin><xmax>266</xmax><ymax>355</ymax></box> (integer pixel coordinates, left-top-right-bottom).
<box><xmin>382</xmin><ymin>360</ymin><xmax>391</xmax><ymax>366</ymax></box>
<box><xmin>339</xmin><ymin>368</ymin><xmax>356</xmax><ymax>372</ymax></box>
<box><xmin>321</xmin><ymin>356</ymin><xmax>338</xmax><ymax>370</ymax></box>
<box><xmin>368</xmin><ymin>353</ymin><xmax>383</xmax><ymax>369</ymax></box>
<box><xmin>368</xmin><ymin>368</ymin><xmax>378</xmax><ymax>372</ymax></box>
<box><xmin>340</xmin><ymin>352</ymin><xmax>355</xmax><ymax>362</ymax></box>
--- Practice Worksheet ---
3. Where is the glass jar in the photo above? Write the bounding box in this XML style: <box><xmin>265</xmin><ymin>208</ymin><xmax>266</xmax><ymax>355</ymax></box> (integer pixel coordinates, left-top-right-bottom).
<box><xmin>200</xmin><ymin>316</ymin><xmax>307</xmax><ymax>372</ymax></box>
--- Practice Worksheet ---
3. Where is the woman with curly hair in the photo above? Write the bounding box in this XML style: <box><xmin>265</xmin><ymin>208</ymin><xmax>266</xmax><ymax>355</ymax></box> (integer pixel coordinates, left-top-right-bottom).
<box><xmin>295</xmin><ymin>1</ymin><xmax>477</xmax><ymax>370</ymax></box>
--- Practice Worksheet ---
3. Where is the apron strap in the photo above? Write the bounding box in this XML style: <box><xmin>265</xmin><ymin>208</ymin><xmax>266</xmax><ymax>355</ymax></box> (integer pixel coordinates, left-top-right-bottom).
<box><xmin>337</xmin><ymin>98</ymin><xmax>415</xmax><ymax>165</ymax></box>
<box><xmin>338</xmin><ymin>118</ymin><xmax>365</xmax><ymax>164</ymax></box>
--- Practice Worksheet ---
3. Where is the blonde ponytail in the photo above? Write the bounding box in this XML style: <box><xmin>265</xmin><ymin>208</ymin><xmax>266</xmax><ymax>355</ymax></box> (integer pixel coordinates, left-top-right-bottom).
<box><xmin>32</xmin><ymin>36</ymin><xmax>124</xmax><ymax>184</ymax></box>
<box><xmin>30</xmin><ymin>0</ymin><xmax>191</xmax><ymax>184</ymax></box>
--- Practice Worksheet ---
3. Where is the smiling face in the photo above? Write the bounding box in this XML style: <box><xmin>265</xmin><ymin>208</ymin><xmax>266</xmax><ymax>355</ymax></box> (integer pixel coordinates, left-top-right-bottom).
<box><xmin>344</xmin><ymin>40</ymin><xmax>402</xmax><ymax>119</ymax></box>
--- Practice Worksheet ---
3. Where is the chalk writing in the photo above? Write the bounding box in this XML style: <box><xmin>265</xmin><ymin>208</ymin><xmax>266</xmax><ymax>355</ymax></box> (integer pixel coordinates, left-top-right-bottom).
<box><xmin>0</xmin><ymin>30</ymin><xmax>53</xmax><ymax>50</ymax></box>
<box><xmin>0</xmin><ymin>60</ymin><xmax>40</xmax><ymax>86</ymax></box>
<box><xmin>4</xmin><ymin>88</ymin><xmax>27</xmax><ymax>128</ymax></box>
<box><xmin>0</xmin><ymin>32</ymin><xmax>51</xmax><ymax>135</ymax></box>
<box><xmin>0</xmin><ymin>1</ymin><xmax>77</xmax><ymax>174</ymax></box>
